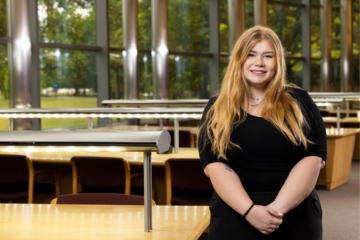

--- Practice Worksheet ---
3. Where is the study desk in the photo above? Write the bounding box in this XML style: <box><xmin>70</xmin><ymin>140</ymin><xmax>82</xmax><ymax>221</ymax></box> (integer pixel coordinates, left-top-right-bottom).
<box><xmin>316</xmin><ymin>128</ymin><xmax>360</xmax><ymax>190</ymax></box>
<box><xmin>0</xmin><ymin>204</ymin><xmax>210</xmax><ymax>240</ymax></box>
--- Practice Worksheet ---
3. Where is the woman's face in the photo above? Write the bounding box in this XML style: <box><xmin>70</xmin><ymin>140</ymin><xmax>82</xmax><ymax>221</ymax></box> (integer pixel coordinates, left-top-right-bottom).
<box><xmin>243</xmin><ymin>40</ymin><xmax>276</xmax><ymax>88</ymax></box>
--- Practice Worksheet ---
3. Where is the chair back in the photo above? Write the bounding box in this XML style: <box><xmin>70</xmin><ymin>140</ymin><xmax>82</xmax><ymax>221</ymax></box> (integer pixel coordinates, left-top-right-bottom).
<box><xmin>71</xmin><ymin>156</ymin><xmax>126</xmax><ymax>188</ymax></box>
<box><xmin>167</xmin><ymin>130</ymin><xmax>192</xmax><ymax>148</ymax></box>
<box><xmin>166</xmin><ymin>158</ymin><xmax>213</xmax><ymax>191</ymax></box>
<box><xmin>54</xmin><ymin>193</ymin><xmax>155</xmax><ymax>205</ymax></box>
<box><xmin>0</xmin><ymin>154</ymin><xmax>29</xmax><ymax>184</ymax></box>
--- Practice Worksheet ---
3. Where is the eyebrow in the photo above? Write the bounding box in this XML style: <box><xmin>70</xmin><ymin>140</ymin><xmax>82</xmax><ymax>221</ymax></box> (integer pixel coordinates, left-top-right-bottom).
<box><xmin>249</xmin><ymin>50</ymin><xmax>274</xmax><ymax>54</ymax></box>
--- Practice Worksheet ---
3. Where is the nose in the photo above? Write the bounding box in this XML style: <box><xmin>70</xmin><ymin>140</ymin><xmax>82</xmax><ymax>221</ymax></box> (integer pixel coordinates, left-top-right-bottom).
<box><xmin>255</xmin><ymin>56</ymin><xmax>264</xmax><ymax>67</ymax></box>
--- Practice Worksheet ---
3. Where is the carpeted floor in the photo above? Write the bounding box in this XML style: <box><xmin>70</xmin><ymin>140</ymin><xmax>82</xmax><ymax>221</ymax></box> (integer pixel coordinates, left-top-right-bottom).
<box><xmin>317</xmin><ymin>160</ymin><xmax>360</xmax><ymax>240</ymax></box>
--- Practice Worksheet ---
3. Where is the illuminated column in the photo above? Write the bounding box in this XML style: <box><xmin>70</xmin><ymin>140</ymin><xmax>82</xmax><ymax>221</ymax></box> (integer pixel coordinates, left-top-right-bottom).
<box><xmin>7</xmin><ymin>0</ymin><xmax>32</xmax><ymax>130</ymax></box>
<box><xmin>254</xmin><ymin>0</ymin><xmax>267</xmax><ymax>27</ymax></box>
<box><xmin>228</xmin><ymin>0</ymin><xmax>245</xmax><ymax>53</ymax></box>
<box><xmin>152</xmin><ymin>0</ymin><xmax>169</xmax><ymax>99</ymax></box>
<box><xmin>123</xmin><ymin>0</ymin><xmax>139</xmax><ymax>99</ymax></box>
<box><xmin>340</xmin><ymin>0</ymin><xmax>353</xmax><ymax>92</ymax></box>
<box><xmin>320</xmin><ymin>0</ymin><xmax>331</xmax><ymax>92</ymax></box>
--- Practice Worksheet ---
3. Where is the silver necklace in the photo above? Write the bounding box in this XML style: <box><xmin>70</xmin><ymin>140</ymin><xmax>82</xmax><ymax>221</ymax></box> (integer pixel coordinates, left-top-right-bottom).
<box><xmin>248</xmin><ymin>96</ymin><xmax>263</xmax><ymax>107</ymax></box>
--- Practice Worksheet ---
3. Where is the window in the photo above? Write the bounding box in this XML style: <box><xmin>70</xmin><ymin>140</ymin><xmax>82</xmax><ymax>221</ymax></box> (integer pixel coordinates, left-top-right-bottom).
<box><xmin>38</xmin><ymin>0</ymin><xmax>96</xmax><ymax>45</ymax></box>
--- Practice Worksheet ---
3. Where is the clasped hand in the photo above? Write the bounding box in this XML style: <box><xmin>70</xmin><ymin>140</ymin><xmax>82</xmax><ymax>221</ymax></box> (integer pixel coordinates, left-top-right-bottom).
<box><xmin>245</xmin><ymin>205</ymin><xmax>283</xmax><ymax>235</ymax></box>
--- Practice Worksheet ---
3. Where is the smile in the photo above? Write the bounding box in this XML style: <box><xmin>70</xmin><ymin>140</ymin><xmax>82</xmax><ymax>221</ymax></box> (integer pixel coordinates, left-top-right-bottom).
<box><xmin>250</xmin><ymin>70</ymin><xmax>267</xmax><ymax>73</ymax></box>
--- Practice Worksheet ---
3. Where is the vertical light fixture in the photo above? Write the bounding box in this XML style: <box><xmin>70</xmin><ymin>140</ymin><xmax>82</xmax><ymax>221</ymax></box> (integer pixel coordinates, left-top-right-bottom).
<box><xmin>254</xmin><ymin>0</ymin><xmax>267</xmax><ymax>27</ymax></box>
<box><xmin>320</xmin><ymin>0</ymin><xmax>332</xmax><ymax>92</ymax></box>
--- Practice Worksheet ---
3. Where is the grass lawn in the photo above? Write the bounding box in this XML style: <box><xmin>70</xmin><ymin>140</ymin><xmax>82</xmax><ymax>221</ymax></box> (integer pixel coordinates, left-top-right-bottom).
<box><xmin>0</xmin><ymin>96</ymin><xmax>98</xmax><ymax>131</ymax></box>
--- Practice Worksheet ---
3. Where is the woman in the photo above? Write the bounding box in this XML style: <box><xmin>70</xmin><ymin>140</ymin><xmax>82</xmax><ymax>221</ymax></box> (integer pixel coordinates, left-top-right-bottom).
<box><xmin>198</xmin><ymin>26</ymin><xmax>326</xmax><ymax>240</ymax></box>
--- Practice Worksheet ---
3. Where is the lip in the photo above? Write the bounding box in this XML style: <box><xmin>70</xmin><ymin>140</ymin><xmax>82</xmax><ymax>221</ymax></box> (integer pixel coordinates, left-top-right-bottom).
<box><xmin>250</xmin><ymin>70</ymin><xmax>267</xmax><ymax>76</ymax></box>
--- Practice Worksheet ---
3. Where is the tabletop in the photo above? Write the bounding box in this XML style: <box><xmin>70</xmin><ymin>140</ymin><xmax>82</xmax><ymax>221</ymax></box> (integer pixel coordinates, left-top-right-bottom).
<box><xmin>322</xmin><ymin>117</ymin><xmax>360</xmax><ymax>123</ymax></box>
<box><xmin>0</xmin><ymin>204</ymin><xmax>210</xmax><ymax>240</ymax></box>
<box><xmin>0</xmin><ymin>147</ymin><xmax>200</xmax><ymax>165</ymax></box>
<box><xmin>325</xmin><ymin>128</ymin><xmax>360</xmax><ymax>138</ymax></box>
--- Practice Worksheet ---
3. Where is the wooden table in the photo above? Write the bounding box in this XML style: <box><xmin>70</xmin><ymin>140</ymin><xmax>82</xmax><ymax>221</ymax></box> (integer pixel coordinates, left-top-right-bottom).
<box><xmin>316</xmin><ymin>128</ymin><xmax>360</xmax><ymax>190</ymax></box>
<box><xmin>0</xmin><ymin>204</ymin><xmax>210</xmax><ymax>240</ymax></box>
<box><xmin>0</xmin><ymin>147</ymin><xmax>199</xmax><ymax>166</ymax></box>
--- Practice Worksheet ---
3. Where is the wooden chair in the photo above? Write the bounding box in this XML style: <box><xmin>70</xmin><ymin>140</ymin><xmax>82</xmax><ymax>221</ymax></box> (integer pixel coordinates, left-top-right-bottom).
<box><xmin>51</xmin><ymin>193</ymin><xmax>156</xmax><ymax>205</ymax></box>
<box><xmin>70</xmin><ymin>156</ymin><xmax>143</xmax><ymax>196</ymax></box>
<box><xmin>0</xmin><ymin>154</ymin><xmax>60</xmax><ymax>203</ymax></box>
<box><xmin>165</xmin><ymin>158</ymin><xmax>214</xmax><ymax>206</ymax></box>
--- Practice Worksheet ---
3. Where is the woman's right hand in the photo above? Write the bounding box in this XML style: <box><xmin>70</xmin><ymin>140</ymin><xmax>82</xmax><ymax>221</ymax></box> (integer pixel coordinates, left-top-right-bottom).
<box><xmin>245</xmin><ymin>205</ymin><xmax>283</xmax><ymax>235</ymax></box>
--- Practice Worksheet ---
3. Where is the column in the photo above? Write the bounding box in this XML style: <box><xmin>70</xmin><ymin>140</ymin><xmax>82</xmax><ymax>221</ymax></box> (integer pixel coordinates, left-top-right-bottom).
<box><xmin>152</xmin><ymin>0</ymin><xmax>168</xmax><ymax>99</ymax></box>
<box><xmin>320</xmin><ymin>0</ymin><xmax>332</xmax><ymax>92</ymax></box>
<box><xmin>7</xmin><ymin>0</ymin><xmax>32</xmax><ymax>130</ymax></box>
<box><xmin>228</xmin><ymin>0</ymin><xmax>245</xmax><ymax>53</ymax></box>
<box><xmin>254</xmin><ymin>0</ymin><xmax>267</xmax><ymax>27</ymax></box>
<box><xmin>123</xmin><ymin>0</ymin><xmax>139</xmax><ymax>99</ymax></box>
<box><xmin>340</xmin><ymin>0</ymin><xmax>353</xmax><ymax>92</ymax></box>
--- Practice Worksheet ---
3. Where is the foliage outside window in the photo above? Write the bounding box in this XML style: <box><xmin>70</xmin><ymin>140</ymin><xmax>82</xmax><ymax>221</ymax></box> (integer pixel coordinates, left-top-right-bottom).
<box><xmin>168</xmin><ymin>0</ymin><xmax>209</xmax><ymax>52</ymax></box>
<box><xmin>138</xmin><ymin>0</ymin><xmax>151</xmax><ymax>50</ymax></box>
<box><xmin>169</xmin><ymin>56</ymin><xmax>210</xmax><ymax>99</ymax></box>
<box><xmin>108</xmin><ymin>0</ymin><xmax>122</xmax><ymax>48</ymax></box>
<box><xmin>0</xmin><ymin>0</ymin><xmax>6</xmax><ymax>38</ymax></box>
<box><xmin>138</xmin><ymin>53</ymin><xmax>153</xmax><ymax>99</ymax></box>
<box><xmin>38</xmin><ymin>0</ymin><xmax>96</xmax><ymax>45</ymax></box>
<box><xmin>109</xmin><ymin>52</ymin><xmax>124</xmax><ymax>99</ymax></box>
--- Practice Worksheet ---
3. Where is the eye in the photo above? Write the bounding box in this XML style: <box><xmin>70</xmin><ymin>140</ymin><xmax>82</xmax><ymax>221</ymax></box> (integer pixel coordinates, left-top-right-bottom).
<box><xmin>248</xmin><ymin>54</ymin><xmax>255</xmax><ymax>57</ymax></box>
<box><xmin>264</xmin><ymin>55</ymin><xmax>273</xmax><ymax>59</ymax></box>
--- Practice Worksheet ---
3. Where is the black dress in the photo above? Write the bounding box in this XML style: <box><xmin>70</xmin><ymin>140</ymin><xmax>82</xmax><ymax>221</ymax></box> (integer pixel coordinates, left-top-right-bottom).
<box><xmin>198</xmin><ymin>87</ymin><xmax>327</xmax><ymax>240</ymax></box>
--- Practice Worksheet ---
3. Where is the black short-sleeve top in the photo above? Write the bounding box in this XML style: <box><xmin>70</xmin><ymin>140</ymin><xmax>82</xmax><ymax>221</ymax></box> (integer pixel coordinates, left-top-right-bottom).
<box><xmin>198</xmin><ymin>87</ymin><xmax>327</xmax><ymax>193</ymax></box>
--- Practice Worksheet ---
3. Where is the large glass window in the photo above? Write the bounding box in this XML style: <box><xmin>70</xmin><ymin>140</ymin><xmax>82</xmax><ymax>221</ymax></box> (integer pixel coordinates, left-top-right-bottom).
<box><xmin>39</xmin><ymin>48</ymin><xmax>97</xmax><ymax>129</ymax></box>
<box><xmin>108</xmin><ymin>0</ymin><xmax>122</xmax><ymax>48</ymax></box>
<box><xmin>109</xmin><ymin>52</ymin><xmax>124</xmax><ymax>99</ymax></box>
<box><xmin>38</xmin><ymin>0</ymin><xmax>96</xmax><ymax>45</ymax></box>
<box><xmin>169</xmin><ymin>55</ymin><xmax>210</xmax><ymax>99</ymax></box>
<box><xmin>0</xmin><ymin>44</ymin><xmax>8</xmax><ymax>131</ymax></box>
<box><xmin>138</xmin><ymin>53</ymin><xmax>152</xmax><ymax>99</ymax></box>
<box><xmin>138</xmin><ymin>0</ymin><xmax>151</xmax><ymax>50</ymax></box>
<box><xmin>0</xmin><ymin>0</ymin><xmax>6</xmax><ymax>38</ymax></box>
<box><xmin>353</xmin><ymin>1</ymin><xmax>359</xmax><ymax>91</ymax></box>
<box><xmin>168</xmin><ymin>0</ymin><xmax>209</xmax><ymax>52</ymax></box>
<box><xmin>268</xmin><ymin>3</ymin><xmax>302</xmax><ymax>57</ymax></box>
<box><xmin>219</xmin><ymin>0</ymin><xmax>229</xmax><ymax>53</ymax></box>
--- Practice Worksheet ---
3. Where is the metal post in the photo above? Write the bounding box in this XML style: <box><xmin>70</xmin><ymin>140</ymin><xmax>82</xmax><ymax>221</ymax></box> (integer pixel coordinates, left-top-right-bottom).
<box><xmin>174</xmin><ymin>118</ymin><xmax>179</xmax><ymax>153</ymax></box>
<box><xmin>96</xmin><ymin>0</ymin><xmax>110</xmax><ymax>127</ymax></box>
<box><xmin>337</xmin><ymin>105</ymin><xmax>340</xmax><ymax>131</ymax></box>
<box><xmin>149</xmin><ymin>152</ymin><xmax>153</xmax><ymax>230</ymax></box>
<box><xmin>346</xmin><ymin>101</ymin><xmax>349</xmax><ymax>118</ymax></box>
<box><xmin>87</xmin><ymin>117</ymin><xmax>93</xmax><ymax>131</ymax></box>
<box><xmin>29</xmin><ymin>0</ymin><xmax>41</xmax><ymax>130</ymax></box>
<box><xmin>123</xmin><ymin>0</ymin><xmax>139</xmax><ymax>100</ymax></box>
<box><xmin>228</xmin><ymin>0</ymin><xmax>245</xmax><ymax>53</ymax></box>
<box><xmin>254</xmin><ymin>0</ymin><xmax>267</xmax><ymax>26</ymax></box>
<box><xmin>209</xmin><ymin>0</ymin><xmax>220</xmax><ymax>96</ymax></box>
<box><xmin>320</xmin><ymin>0</ymin><xmax>332</xmax><ymax>92</ymax></box>
<box><xmin>340</xmin><ymin>0</ymin><xmax>353</xmax><ymax>92</ymax></box>
<box><xmin>301</xmin><ymin>0</ymin><xmax>311</xmax><ymax>91</ymax></box>
<box><xmin>152</xmin><ymin>0</ymin><xmax>168</xmax><ymax>99</ymax></box>
<box><xmin>8</xmin><ymin>118</ymin><xmax>13</xmax><ymax>131</ymax></box>
<box><xmin>143</xmin><ymin>151</ymin><xmax>152</xmax><ymax>232</ymax></box>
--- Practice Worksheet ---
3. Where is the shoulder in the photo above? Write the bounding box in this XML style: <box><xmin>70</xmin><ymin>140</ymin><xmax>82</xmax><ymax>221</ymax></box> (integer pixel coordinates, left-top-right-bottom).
<box><xmin>204</xmin><ymin>95</ymin><xmax>219</xmax><ymax>110</ymax></box>
<box><xmin>285</xmin><ymin>86</ymin><xmax>310</xmax><ymax>102</ymax></box>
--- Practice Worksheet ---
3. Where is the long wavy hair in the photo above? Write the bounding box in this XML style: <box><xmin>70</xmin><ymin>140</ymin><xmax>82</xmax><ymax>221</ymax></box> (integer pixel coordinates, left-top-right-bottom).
<box><xmin>198</xmin><ymin>26</ymin><xmax>310</xmax><ymax>160</ymax></box>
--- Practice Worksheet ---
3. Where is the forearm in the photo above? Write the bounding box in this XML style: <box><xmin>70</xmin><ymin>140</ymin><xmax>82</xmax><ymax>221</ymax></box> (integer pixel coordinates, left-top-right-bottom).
<box><xmin>268</xmin><ymin>156</ymin><xmax>323</xmax><ymax>214</ymax></box>
<box><xmin>205</xmin><ymin>162</ymin><xmax>253</xmax><ymax>215</ymax></box>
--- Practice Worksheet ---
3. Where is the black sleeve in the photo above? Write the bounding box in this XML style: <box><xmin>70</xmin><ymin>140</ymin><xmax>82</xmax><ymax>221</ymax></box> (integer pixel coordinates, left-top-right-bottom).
<box><xmin>198</xmin><ymin>96</ymin><xmax>222</xmax><ymax>170</ymax></box>
<box><xmin>298</xmin><ymin>90</ymin><xmax>327</xmax><ymax>162</ymax></box>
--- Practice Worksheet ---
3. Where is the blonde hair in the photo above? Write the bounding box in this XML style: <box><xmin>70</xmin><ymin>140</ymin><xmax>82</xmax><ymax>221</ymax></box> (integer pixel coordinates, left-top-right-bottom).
<box><xmin>198</xmin><ymin>26</ymin><xmax>310</xmax><ymax>160</ymax></box>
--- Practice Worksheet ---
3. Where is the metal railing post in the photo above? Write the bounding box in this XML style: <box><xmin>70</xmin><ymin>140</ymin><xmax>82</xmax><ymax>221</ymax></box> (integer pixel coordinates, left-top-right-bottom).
<box><xmin>174</xmin><ymin>118</ymin><xmax>179</xmax><ymax>153</ymax></box>
<box><xmin>143</xmin><ymin>151</ymin><xmax>152</xmax><ymax>232</ymax></box>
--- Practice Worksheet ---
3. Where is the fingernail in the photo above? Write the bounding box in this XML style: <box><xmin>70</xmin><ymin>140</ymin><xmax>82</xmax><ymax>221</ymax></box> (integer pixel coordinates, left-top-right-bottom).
<box><xmin>278</xmin><ymin>213</ymin><xmax>283</xmax><ymax>216</ymax></box>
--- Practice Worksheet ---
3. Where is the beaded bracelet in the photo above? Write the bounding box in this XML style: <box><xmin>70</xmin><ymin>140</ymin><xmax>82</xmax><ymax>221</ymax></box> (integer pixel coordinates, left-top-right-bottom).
<box><xmin>243</xmin><ymin>203</ymin><xmax>255</xmax><ymax>219</ymax></box>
